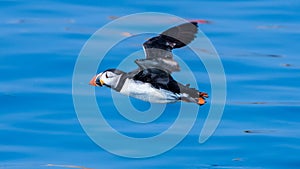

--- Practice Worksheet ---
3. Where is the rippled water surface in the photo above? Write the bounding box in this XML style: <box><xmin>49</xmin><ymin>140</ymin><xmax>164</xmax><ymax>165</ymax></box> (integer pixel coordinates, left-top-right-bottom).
<box><xmin>1</xmin><ymin>0</ymin><xmax>300</xmax><ymax>168</ymax></box>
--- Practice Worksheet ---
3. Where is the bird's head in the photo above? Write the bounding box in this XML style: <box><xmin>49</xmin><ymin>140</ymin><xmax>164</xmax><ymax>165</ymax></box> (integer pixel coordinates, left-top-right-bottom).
<box><xmin>89</xmin><ymin>69</ymin><xmax>125</xmax><ymax>89</ymax></box>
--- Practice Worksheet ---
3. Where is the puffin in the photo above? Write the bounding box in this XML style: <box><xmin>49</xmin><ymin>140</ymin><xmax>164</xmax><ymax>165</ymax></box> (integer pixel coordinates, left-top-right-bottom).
<box><xmin>89</xmin><ymin>22</ymin><xmax>208</xmax><ymax>105</ymax></box>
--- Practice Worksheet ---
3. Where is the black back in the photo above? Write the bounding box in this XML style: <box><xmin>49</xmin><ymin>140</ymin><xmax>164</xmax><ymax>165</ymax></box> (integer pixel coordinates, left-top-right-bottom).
<box><xmin>133</xmin><ymin>68</ymin><xmax>181</xmax><ymax>94</ymax></box>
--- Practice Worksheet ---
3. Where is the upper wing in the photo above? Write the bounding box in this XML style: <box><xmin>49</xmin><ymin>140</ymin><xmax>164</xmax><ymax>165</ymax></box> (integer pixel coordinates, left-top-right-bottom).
<box><xmin>135</xmin><ymin>22</ymin><xmax>198</xmax><ymax>73</ymax></box>
<box><xmin>143</xmin><ymin>22</ymin><xmax>198</xmax><ymax>59</ymax></box>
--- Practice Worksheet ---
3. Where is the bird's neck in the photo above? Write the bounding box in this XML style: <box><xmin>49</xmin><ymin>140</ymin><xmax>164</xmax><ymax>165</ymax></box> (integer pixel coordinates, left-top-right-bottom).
<box><xmin>112</xmin><ymin>73</ymin><xmax>128</xmax><ymax>92</ymax></box>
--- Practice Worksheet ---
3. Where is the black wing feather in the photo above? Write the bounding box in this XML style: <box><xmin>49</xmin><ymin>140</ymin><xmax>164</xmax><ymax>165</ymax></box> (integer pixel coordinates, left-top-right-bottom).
<box><xmin>136</xmin><ymin>22</ymin><xmax>198</xmax><ymax>73</ymax></box>
<box><xmin>133</xmin><ymin>68</ymin><xmax>180</xmax><ymax>94</ymax></box>
<box><xmin>160</xmin><ymin>21</ymin><xmax>198</xmax><ymax>49</ymax></box>
<box><xmin>143</xmin><ymin>22</ymin><xmax>198</xmax><ymax>59</ymax></box>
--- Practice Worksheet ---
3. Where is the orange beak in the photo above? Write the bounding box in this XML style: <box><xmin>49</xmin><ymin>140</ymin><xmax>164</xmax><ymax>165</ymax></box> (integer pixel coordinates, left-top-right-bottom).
<box><xmin>89</xmin><ymin>75</ymin><xmax>104</xmax><ymax>86</ymax></box>
<box><xmin>89</xmin><ymin>76</ymin><xmax>97</xmax><ymax>86</ymax></box>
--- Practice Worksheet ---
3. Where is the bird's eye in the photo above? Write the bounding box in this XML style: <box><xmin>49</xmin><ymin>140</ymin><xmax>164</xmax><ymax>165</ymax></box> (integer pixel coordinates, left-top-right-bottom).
<box><xmin>105</xmin><ymin>73</ymin><xmax>109</xmax><ymax>78</ymax></box>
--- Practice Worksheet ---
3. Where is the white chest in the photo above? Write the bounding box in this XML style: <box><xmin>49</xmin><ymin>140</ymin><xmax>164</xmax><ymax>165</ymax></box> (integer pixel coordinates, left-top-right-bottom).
<box><xmin>119</xmin><ymin>79</ymin><xmax>179</xmax><ymax>103</ymax></box>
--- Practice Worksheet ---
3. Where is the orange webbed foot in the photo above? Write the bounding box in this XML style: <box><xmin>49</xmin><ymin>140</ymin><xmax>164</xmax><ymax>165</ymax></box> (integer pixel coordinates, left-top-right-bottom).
<box><xmin>197</xmin><ymin>97</ymin><xmax>206</xmax><ymax>105</ymax></box>
<box><xmin>197</xmin><ymin>92</ymin><xmax>208</xmax><ymax>106</ymax></box>
<box><xmin>199</xmin><ymin>92</ymin><xmax>209</xmax><ymax>98</ymax></box>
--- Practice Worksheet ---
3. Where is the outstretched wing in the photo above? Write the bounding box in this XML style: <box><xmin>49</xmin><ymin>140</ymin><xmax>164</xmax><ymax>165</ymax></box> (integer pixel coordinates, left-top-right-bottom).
<box><xmin>135</xmin><ymin>22</ymin><xmax>198</xmax><ymax>73</ymax></box>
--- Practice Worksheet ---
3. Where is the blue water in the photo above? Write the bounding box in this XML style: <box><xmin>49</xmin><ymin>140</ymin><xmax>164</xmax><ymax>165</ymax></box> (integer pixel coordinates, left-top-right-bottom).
<box><xmin>1</xmin><ymin>0</ymin><xmax>300</xmax><ymax>168</ymax></box>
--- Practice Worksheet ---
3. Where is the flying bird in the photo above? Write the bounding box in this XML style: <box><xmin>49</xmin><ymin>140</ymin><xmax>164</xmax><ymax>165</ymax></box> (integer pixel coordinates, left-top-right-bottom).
<box><xmin>89</xmin><ymin>22</ymin><xmax>208</xmax><ymax>105</ymax></box>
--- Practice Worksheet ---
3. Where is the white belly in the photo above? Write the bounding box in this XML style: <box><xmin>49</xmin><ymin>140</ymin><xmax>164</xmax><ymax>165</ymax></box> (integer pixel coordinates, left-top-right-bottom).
<box><xmin>119</xmin><ymin>79</ymin><xmax>180</xmax><ymax>103</ymax></box>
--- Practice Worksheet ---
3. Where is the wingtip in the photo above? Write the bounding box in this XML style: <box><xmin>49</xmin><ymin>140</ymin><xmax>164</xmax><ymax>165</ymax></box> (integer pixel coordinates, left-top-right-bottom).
<box><xmin>189</xmin><ymin>19</ymin><xmax>211</xmax><ymax>24</ymax></box>
<box><xmin>189</xmin><ymin>21</ymin><xmax>198</xmax><ymax>27</ymax></box>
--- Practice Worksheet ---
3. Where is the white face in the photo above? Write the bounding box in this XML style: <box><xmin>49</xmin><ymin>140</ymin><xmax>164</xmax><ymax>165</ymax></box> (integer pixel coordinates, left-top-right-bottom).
<box><xmin>96</xmin><ymin>71</ymin><xmax>120</xmax><ymax>88</ymax></box>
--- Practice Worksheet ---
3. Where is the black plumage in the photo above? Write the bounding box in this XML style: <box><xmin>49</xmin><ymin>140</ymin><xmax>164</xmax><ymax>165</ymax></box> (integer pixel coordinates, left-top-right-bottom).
<box><xmin>143</xmin><ymin>22</ymin><xmax>198</xmax><ymax>59</ymax></box>
<box><xmin>132</xmin><ymin>68</ymin><xmax>200</xmax><ymax>99</ymax></box>
<box><xmin>133</xmin><ymin>68</ymin><xmax>180</xmax><ymax>94</ymax></box>
<box><xmin>135</xmin><ymin>22</ymin><xmax>198</xmax><ymax>73</ymax></box>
